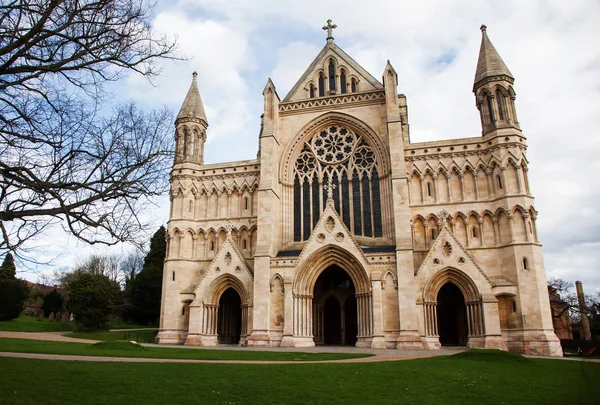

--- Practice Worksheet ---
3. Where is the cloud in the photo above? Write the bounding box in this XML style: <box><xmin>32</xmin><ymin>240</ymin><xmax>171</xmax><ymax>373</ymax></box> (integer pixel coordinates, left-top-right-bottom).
<box><xmin>19</xmin><ymin>0</ymin><xmax>600</xmax><ymax>296</ymax></box>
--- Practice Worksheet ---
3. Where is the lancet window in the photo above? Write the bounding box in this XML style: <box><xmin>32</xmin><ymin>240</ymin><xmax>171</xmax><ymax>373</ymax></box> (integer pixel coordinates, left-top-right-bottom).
<box><xmin>293</xmin><ymin>126</ymin><xmax>383</xmax><ymax>241</ymax></box>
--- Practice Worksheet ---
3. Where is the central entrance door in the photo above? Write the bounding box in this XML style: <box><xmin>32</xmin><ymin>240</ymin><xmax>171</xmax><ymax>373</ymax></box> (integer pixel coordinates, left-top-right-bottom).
<box><xmin>437</xmin><ymin>282</ymin><xmax>468</xmax><ymax>346</ymax></box>
<box><xmin>217</xmin><ymin>288</ymin><xmax>242</xmax><ymax>344</ymax></box>
<box><xmin>313</xmin><ymin>265</ymin><xmax>357</xmax><ymax>345</ymax></box>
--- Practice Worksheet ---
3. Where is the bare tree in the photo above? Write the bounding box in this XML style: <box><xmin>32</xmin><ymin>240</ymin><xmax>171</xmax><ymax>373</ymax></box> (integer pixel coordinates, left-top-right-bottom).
<box><xmin>0</xmin><ymin>0</ymin><xmax>178</xmax><ymax>259</ymax></box>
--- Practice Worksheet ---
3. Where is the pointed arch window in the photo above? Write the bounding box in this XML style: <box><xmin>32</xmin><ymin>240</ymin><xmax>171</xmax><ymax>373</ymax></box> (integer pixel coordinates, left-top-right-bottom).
<box><xmin>487</xmin><ymin>96</ymin><xmax>495</xmax><ymax>122</ymax></box>
<box><xmin>318</xmin><ymin>74</ymin><xmax>324</xmax><ymax>97</ymax></box>
<box><xmin>351</xmin><ymin>79</ymin><xmax>357</xmax><ymax>92</ymax></box>
<box><xmin>309</xmin><ymin>84</ymin><xmax>315</xmax><ymax>98</ymax></box>
<box><xmin>340</xmin><ymin>70</ymin><xmax>347</xmax><ymax>94</ymax></box>
<box><xmin>292</xmin><ymin>127</ymin><xmax>383</xmax><ymax>241</ymax></box>
<box><xmin>328</xmin><ymin>60</ymin><xmax>336</xmax><ymax>92</ymax></box>
<box><xmin>182</xmin><ymin>129</ymin><xmax>190</xmax><ymax>157</ymax></box>
<box><xmin>496</xmin><ymin>91</ymin><xmax>505</xmax><ymax>121</ymax></box>
<box><xmin>472</xmin><ymin>226</ymin><xmax>478</xmax><ymax>238</ymax></box>
<box><xmin>522</xmin><ymin>257</ymin><xmax>529</xmax><ymax>271</ymax></box>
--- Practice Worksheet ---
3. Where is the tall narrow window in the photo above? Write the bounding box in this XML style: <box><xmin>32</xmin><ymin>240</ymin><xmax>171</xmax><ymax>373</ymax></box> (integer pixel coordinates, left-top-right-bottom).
<box><xmin>293</xmin><ymin>177</ymin><xmax>301</xmax><ymax>241</ymax></box>
<box><xmin>427</xmin><ymin>182</ymin><xmax>432</xmax><ymax>197</ymax></box>
<box><xmin>243</xmin><ymin>240</ymin><xmax>247</xmax><ymax>250</ymax></box>
<box><xmin>318</xmin><ymin>74</ymin><xmax>324</xmax><ymax>97</ymax></box>
<box><xmin>522</xmin><ymin>257</ymin><xmax>529</xmax><ymax>270</ymax></box>
<box><xmin>496</xmin><ymin>91</ymin><xmax>505</xmax><ymax>120</ymax></box>
<box><xmin>351</xmin><ymin>79</ymin><xmax>357</xmax><ymax>92</ymax></box>
<box><xmin>328</xmin><ymin>60</ymin><xmax>335</xmax><ymax>92</ymax></box>
<box><xmin>340</xmin><ymin>70</ymin><xmax>347</xmax><ymax>94</ymax></box>
<box><xmin>302</xmin><ymin>177</ymin><xmax>311</xmax><ymax>240</ymax></box>
<box><xmin>472</xmin><ymin>227</ymin><xmax>478</xmax><ymax>238</ymax></box>
<box><xmin>497</xmin><ymin>175</ymin><xmax>503</xmax><ymax>190</ymax></box>
<box><xmin>244</xmin><ymin>196</ymin><xmax>248</xmax><ymax>210</ymax></box>
<box><xmin>311</xmin><ymin>176</ymin><xmax>320</xmax><ymax>228</ymax></box>
<box><xmin>431</xmin><ymin>229</ymin><xmax>436</xmax><ymax>240</ymax></box>
<box><xmin>172</xmin><ymin>271</ymin><xmax>175</xmax><ymax>281</ymax></box>
<box><xmin>210</xmin><ymin>241</ymin><xmax>215</xmax><ymax>251</ymax></box>
<box><xmin>181</xmin><ymin>306</ymin><xmax>185</xmax><ymax>316</ymax></box>
<box><xmin>371</xmin><ymin>170</ymin><xmax>382</xmax><ymax>237</ymax></box>
<box><xmin>309</xmin><ymin>84</ymin><xmax>315</xmax><ymax>98</ymax></box>
<box><xmin>487</xmin><ymin>96</ymin><xmax>495</xmax><ymax>122</ymax></box>
<box><xmin>182</xmin><ymin>129</ymin><xmax>190</xmax><ymax>156</ymax></box>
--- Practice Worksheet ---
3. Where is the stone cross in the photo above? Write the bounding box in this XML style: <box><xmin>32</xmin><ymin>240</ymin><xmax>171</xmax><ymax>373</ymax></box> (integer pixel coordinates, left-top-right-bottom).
<box><xmin>322</xmin><ymin>19</ymin><xmax>337</xmax><ymax>40</ymax></box>
<box><xmin>324</xmin><ymin>180</ymin><xmax>336</xmax><ymax>201</ymax></box>
<box><xmin>225</xmin><ymin>221</ymin><xmax>235</xmax><ymax>236</ymax></box>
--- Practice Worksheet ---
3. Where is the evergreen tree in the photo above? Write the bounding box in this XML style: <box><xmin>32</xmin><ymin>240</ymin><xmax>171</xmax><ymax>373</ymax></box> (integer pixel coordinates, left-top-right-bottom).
<box><xmin>0</xmin><ymin>253</ymin><xmax>16</xmax><ymax>280</ymax></box>
<box><xmin>0</xmin><ymin>254</ymin><xmax>27</xmax><ymax>321</ymax></box>
<box><xmin>42</xmin><ymin>289</ymin><xmax>65</xmax><ymax>317</ymax></box>
<box><xmin>126</xmin><ymin>226</ymin><xmax>166</xmax><ymax>325</ymax></box>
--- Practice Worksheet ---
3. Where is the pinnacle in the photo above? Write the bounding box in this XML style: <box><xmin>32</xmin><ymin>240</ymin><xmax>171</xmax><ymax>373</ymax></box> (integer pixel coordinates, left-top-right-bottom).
<box><xmin>473</xmin><ymin>25</ymin><xmax>513</xmax><ymax>90</ymax></box>
<box><xmin>176</xmin><ymin>72</ymin><xmax>207</xmax><ymax>124</ymax></box>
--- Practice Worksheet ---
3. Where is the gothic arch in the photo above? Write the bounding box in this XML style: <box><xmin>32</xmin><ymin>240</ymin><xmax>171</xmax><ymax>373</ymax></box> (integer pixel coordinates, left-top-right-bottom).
<box><xmin>293</xmin><ymin>244</ymin><xmax>371</xmax><ymax>295</ymax></box>
<box><xmin>205</xmin><ymin>273</ymin><xmax>250</xmax><ymax>306</ymax></box>
<box><xmin>279</xmin><ymin>112</ymin><xmax>391</xmax><ymax>185</ymax></box>
<box><xmin>423</xmin><ymin>267</ymin><xmax>480</xmax><ymax>303</ymax></box>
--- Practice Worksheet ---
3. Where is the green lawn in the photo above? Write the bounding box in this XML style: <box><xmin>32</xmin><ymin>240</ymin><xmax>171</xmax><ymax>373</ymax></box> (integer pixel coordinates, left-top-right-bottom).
<box><xmin>0</xmin><ymin>316</ymin><xmax>74</xmax><ymax>332</ymax></box>
<box><xmin>66</xmin><ymin>329</ymin><xmax>158</xmax><ymax>343</ymax></box>
<box><xmin>0</xmin><ymin>350</ymin><xmax>597</xmax><ymax>404</ymax></box>
<box><xmin>0</xmin><ymin>338</ymin><xmax>370</xmax><ymax>361</ymax></box>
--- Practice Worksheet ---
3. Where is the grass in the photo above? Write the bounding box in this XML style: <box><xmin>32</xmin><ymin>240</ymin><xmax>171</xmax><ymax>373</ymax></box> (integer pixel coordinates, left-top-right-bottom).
<box><xmin>0</xmin><ymin>316</ymin><xmax>74</xmax><ymax>332</ymax></box>
<box><xmin>0</xmin><ymin>338</ymin><xmax>371</xmax><ymax>361</ymax></box>
<box><xmin>66</xmin><ymin>329</ymin><xmax>158</xmax><ymax>343</ymax></box>
<box><xmin>0</xmin><ymin>350</ymin><xmax>598</xmax><ymax>404</ymax></box>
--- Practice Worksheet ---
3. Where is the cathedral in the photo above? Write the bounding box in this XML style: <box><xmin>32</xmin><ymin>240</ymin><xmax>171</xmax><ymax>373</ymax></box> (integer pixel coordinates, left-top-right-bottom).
<box><xmin>157</xmin><ymin>22</ymin><xmax>562</xmax><ymax>356</ymax></box>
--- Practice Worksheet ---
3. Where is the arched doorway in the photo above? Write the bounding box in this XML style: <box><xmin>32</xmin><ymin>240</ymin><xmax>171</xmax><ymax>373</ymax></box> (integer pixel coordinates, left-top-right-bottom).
<box><xmin>437</xmin><ymin>282</ymin><xmax>468</xmax><ymax>346</ymax></box>
<box><xmin>313</xmin><ymin>265</ymin><xmax>357</xmax><ymax>345</ymax></box>
<box><xmin>217</xmin><ymin>288</ymin><xmax>242</xmax><ymax>344</ymax></box>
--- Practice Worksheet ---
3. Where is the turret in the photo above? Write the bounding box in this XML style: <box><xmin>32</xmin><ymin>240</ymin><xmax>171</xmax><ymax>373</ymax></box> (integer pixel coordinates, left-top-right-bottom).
<box><xmin>175</xmin><ymin>72</ymin><xmax>208</xmax><ymax>164</ymax></box>
<box><xmin>473</xmin><ymin>25</ymin><xmax>520</xmax><ymax>136</ymax></box>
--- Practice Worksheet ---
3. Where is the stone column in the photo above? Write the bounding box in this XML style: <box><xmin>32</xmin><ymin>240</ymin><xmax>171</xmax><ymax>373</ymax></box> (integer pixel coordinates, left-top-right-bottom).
<box><xmin>280</xmin><ymin>277</ymin><xmax>294</xmax><ymax>347</ymax></box>
<box><xmin>371</xmin><ymin>273</ymin><xmax>386</xmax><ymax>348</ymax></box>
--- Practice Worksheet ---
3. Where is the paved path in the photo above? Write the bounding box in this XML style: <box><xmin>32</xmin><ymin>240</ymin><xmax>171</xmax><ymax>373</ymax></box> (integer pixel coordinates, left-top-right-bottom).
<box><xmin>0</xmin><ymin>331</ymin><xmax>99</xmax><ymax>344</ymax></box>
<box><xmin>0</xmin><ymin>351</ymin><xmax>435</xmax><ymax>364</ymax></box>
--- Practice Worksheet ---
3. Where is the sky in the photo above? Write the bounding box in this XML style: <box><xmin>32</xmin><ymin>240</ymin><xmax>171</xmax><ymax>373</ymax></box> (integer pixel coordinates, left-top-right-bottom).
<box><xmin>20</xmin><ymin>0</ymin><xmax>600</xmax><ymax>296</ymax></box>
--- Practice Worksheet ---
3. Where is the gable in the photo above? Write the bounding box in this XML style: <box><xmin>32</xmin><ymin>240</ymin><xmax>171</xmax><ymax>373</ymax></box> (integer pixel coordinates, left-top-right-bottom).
<box><xmin>191</xmin><ymin>231</ymin><xmax>254</xmax><ymax>305</ymax></box>
<box><xmin>414</xmin><ymin>220</ymin><xmax>495</xmax><ymax>296</ymax></box>
<box><xmin>283</xmin><ymin>42</ymin><xmax>383</xmax><ymax>102</ymax></box>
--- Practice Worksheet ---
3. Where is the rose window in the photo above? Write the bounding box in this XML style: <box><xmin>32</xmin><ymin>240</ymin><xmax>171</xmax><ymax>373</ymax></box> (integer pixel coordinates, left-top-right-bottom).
<box><xmin>311</xmin><ymin>126</ymin><xmax>356</xmax><ymax>164</ymax></box>
<box><xmin>353</xmin><ymin>145</ymin><xmax>375</xmax><ymax>170</ymax></box>
<box><xmin>295</xmin><ymin>151</ymin><xmax>316</xmax><ymax>175</ymax></box>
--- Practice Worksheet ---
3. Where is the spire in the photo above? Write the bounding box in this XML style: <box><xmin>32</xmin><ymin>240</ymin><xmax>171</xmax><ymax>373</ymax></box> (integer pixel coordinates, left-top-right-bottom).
<box><xmin>473</xmin><ymin>25</ymin><xmax>513</xmax><ymax>90</ymax></box>
<box><xmin>176</xmin><ymin>71</ymin><xmax>207</xmax><ymax>125</ymax></box>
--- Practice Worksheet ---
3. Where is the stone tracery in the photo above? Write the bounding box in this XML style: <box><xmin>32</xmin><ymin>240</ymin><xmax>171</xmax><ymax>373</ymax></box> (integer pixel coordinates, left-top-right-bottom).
<box><xmin>293</xmin><ymin>125</ymin><xmax>383</xmax><ymax>241</ymax></box>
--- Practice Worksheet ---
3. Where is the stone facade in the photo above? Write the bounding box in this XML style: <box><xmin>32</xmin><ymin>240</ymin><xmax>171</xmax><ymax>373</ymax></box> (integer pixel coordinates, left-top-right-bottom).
<box><xmin>157</xmin><ymin>23</ymin><xmax>562</xmax><ymax>356</ymax></box>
